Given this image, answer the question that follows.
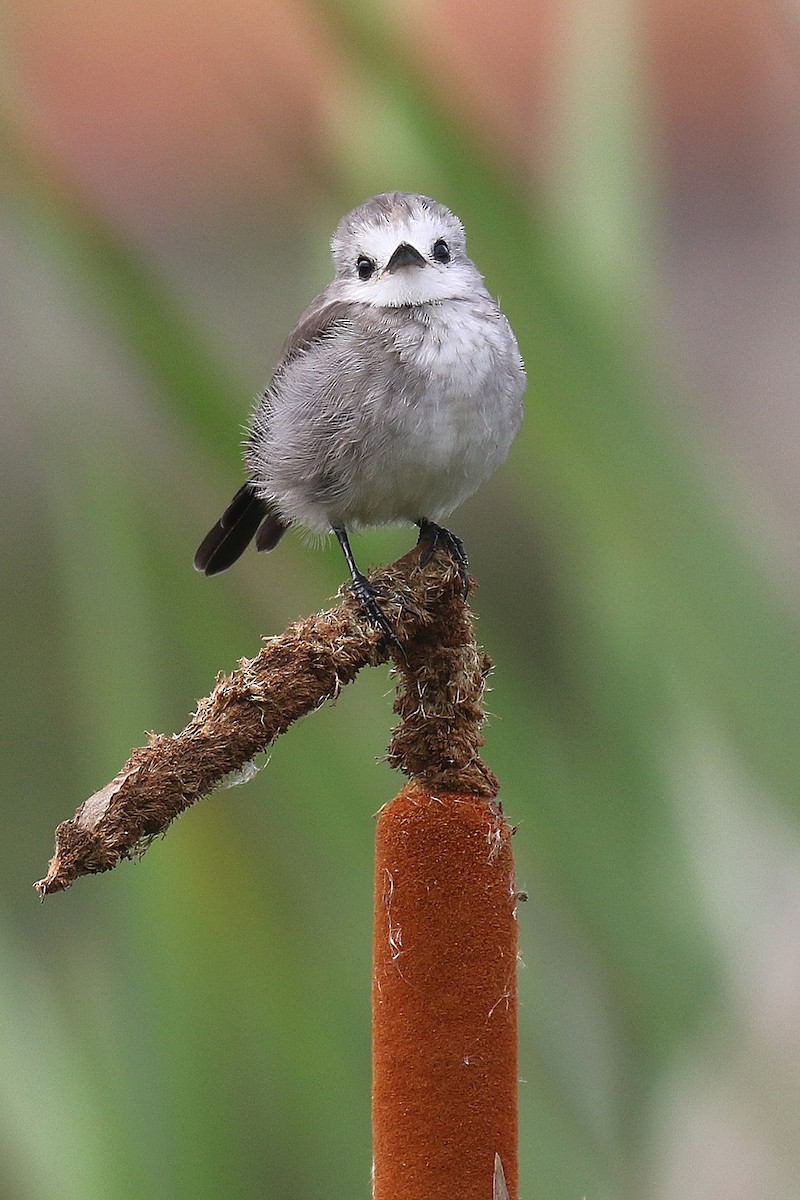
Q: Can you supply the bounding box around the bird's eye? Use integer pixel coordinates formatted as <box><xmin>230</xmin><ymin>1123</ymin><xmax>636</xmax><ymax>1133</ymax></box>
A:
<box><xmin>432</xmin><ymin>239</ymin><xmax>450</xmax><ymax>264</ymax></box>
<box><xmin>357</xmin><ymin>256</ymin><xmax>376</xmax><ymax>280</ymax></box>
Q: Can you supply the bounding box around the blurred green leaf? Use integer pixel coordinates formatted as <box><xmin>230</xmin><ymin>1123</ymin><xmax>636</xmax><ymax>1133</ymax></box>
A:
<box><xmin>2</xmin><ymin>4</ymin><xmax>800</xmax><ymax>1198</ymax></box>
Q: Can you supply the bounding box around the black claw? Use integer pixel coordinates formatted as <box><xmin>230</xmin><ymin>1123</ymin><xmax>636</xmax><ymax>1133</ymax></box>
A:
<box><xmin>349</xmin><ymin>572</ymin><xmax>403</xmax><ymax>652</ymax></box>
<box><xmin>416</xmin><ymin>520</ymin><xmax>470</xmax><ymax>597</ymax></box>
<box><xmin>333</xmin><ymin>525</ymin><xmax>405</xmax><ymax>656</ymax></box>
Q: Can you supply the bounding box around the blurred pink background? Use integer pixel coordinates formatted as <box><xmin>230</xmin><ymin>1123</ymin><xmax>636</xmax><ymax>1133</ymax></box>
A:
<box><xmin>11</xmin><ymin>0</ymin><xmax>800</xmax><ymax>556</ymax></box>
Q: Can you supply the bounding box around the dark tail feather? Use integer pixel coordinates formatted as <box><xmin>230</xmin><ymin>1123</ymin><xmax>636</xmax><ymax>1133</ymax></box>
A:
<box><xmin>194</xmin><ymin>483</ymin><xmax>273</xmax><ymax>576</ymax></box>
<box><xmin>255</xmin><ymin>512</ymin><xmax>288</xmax><ymax>553</ymax></box>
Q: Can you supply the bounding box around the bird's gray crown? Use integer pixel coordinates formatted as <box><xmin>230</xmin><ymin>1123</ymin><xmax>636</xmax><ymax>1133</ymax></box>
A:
<box><xmin>332</xmin><ymin>192</ymin><xmax>464</xmax><ymax>254</ymax></box>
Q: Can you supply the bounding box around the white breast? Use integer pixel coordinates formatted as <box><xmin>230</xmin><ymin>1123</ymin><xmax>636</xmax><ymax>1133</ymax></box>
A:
<box><xmin>341</xmin><ymin>301</ymin><xmax>524</xmax><ymax>528</ymax></box>
<box><xmin>249</xmin><ymin>293</ymin><xmax>525</xmax><ymax>535</ymax></box>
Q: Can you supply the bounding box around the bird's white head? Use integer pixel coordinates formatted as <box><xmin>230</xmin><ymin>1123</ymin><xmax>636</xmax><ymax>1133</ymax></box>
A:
<box><xmin>330</xmin><ymin>192</ymin><xmax>483</xmax><ymax>307</ymax></box>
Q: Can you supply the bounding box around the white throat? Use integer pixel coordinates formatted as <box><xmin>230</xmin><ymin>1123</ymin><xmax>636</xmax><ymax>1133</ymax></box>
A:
<box><xmin>335</xmin><ymin>261</ymin><xmax>481</xmax><ymax>308</ymax></box>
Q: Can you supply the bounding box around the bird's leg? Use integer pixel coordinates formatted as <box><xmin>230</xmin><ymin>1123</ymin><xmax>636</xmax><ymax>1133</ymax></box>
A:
<box><xmin>333</xmin><ymin>526</ymin><xmax>403</xmax><ymax>651</ymax></box>
<box><xmin>415</xmin><ymin>519</ymin><xmax>470</xmax><ymax>597</ymax></box>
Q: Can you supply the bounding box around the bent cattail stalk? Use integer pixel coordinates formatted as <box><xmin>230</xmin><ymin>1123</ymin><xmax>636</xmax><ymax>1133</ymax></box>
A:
<box><xmin>34</xmin><ymin>543</ymin><xmax>521</xmax><ymax>1196</ymax></box>
<box><xmin>35</xmin><ymin>548</ymin><xmax>456</xmax><ymax>896</ymax></box>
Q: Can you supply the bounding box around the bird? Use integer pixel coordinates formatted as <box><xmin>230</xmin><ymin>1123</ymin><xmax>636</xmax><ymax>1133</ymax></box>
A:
<box><xmin>194</xmin><ymin>191</ymin><xmax>526</xmax><ymax>642</ymax></box>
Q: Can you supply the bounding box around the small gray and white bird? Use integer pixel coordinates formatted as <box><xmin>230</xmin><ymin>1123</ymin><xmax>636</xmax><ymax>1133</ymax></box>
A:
<box><xmin>195</xmin><ymin>192</ymin><xmax>525</xmax><ymax>639</ymax></box>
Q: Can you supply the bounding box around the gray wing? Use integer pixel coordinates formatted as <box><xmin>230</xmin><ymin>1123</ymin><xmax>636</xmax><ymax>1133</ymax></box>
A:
<box><xmin>273</xmin><ymin>295</ymin><xmax>358</xmax><ymax>369</ymax></box>
<box><xmin>251</xmin><ymin>295</ymin><xmax>359</xmax><ymax>427</ymax></box>
<box><xmin>244</xmin><ymin>292</ymin><xmax>365</xmax><ymax>461</ymax></box>
<box><xmin>245</xmin><ymin>295</ymin><xmax>390</xmax><ymax>514</ymax></box>
<box><xmin>196</xmin><ymin>297</ymin><xmax>359</xmax><ymax>575</ymax></box>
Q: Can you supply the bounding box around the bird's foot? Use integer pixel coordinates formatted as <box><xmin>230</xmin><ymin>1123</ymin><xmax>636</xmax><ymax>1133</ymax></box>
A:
<box><xmin>416</xmin><ymin>520</ymin><xmax>470</xmax><ymax>597</ymax></box>
<box><xmin>350</xmin><ymin>571</ymin><xmax>405</xmax><ymax>656</ymax></box>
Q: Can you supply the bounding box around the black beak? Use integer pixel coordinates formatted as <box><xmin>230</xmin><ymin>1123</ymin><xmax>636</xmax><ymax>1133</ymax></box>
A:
<box><xmin>386</xmin><ymin>242</ymin><xmax>427</xmax><ymax>272</ymax></box>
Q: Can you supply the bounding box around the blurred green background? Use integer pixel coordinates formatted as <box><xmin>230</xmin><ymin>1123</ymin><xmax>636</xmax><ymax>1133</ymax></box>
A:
<box><xmin>3</xmin><ymin>1</ymin><xmax>800</xmax><ymax>1196</ymax></box>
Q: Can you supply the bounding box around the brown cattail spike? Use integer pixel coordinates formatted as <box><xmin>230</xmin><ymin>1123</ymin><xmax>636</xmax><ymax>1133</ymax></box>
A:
<box><xmin>372</xmin><ymin>784</ymin><xmax>519</xmax><ymax>1200</ymax></box>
